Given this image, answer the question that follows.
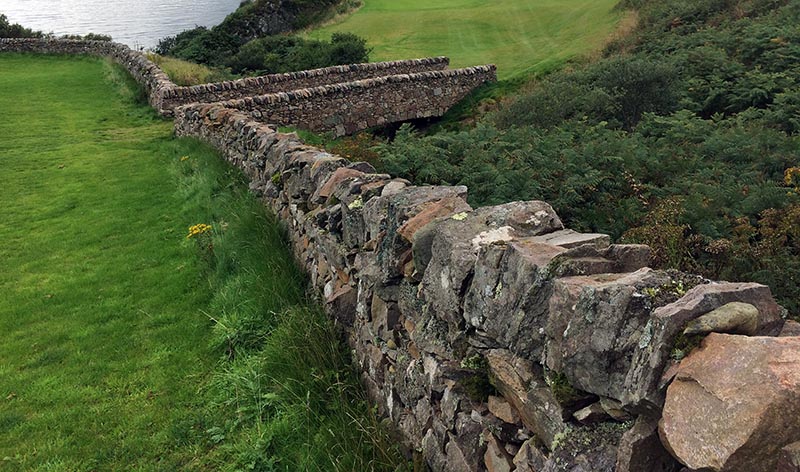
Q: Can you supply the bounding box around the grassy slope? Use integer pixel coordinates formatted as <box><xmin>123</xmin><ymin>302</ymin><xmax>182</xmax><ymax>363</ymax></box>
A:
<box><xmin>307</xmin><ymin>0</ymin><xmax>621</xmax><ymax>79</ymax></box>
<box><xmin>0</xmin><ymin>53</ymin><xmax>406</xmax><ymax>471</ymax></box>
<box><xmin>0</xmin><ymin>54</ymin><xmax>218</xmax><ymax>470</ymax></box>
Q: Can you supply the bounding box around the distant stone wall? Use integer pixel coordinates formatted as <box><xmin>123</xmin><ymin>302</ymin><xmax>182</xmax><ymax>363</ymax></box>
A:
<box><xmin>174</xmin><ymin>104</ymin><xmax>798</xmax><ymax>472</ymax></box>
<box><xmin>160</xmin><ymin>57</ymin><xmax>450</xmax><ymax>111</ymax></box>
<box><xmin>179</xmin><ymin>66</ymin><xmax>497</xmax><ymax>136</ymax></box>
<box><xmin>0</xmin><ymin>38</ymin><xmax>175</xmax><ymax>112</ymax></box>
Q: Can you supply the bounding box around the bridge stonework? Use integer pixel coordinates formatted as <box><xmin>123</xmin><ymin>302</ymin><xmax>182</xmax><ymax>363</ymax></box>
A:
<box><xmin>4</xmin><ymin>38</ymin><xmax>799</xmax><ymax>472</ymax></box>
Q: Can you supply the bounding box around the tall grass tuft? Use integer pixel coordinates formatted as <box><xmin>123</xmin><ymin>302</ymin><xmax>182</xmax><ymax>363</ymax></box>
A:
<box><xmin>146</xmin><ymin>53</ymin><xmax>235</xmax><ymax>86</ymax></box>
<box><xmin>175</xmin><ymin>142</ymin><xmax>408</xmax><ymax>471</ymax></box>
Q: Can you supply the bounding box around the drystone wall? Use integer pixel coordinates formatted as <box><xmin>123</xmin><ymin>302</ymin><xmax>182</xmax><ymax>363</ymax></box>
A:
<box><xmin>159</xmin><ymin>57</ymin><xmax>450</xmax><ymax>111</ymax></box>
<box><xmin>0</xmin><ymin>38</ymin><xmax>175</xmax><ymax>112</ymax></box>
<box><xmin>188</xmin><ymin>66</ymin><xmax>496</xmax><ymax>136</ymax></box>
<box><xmin>175</xmin><ymin>104</ymin><xmax>800</xmax><ymax>472</ymax></box>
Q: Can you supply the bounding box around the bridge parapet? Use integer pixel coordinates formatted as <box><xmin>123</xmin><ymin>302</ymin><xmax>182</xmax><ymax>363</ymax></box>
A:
<box><xmin>160</xmin><ymin>57</ymin><xmax>450</xmax><ymax>111</ymax></box>
<box><xmin>187</xmin><ymin>65</ymin><xmax>496</xmax><ymax>136</ymax></box>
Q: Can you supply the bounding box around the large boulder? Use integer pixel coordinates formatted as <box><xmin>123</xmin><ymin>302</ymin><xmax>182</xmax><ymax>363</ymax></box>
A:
<box><xmin>363</xmin><ymin>185</ymin><xmax>469</xmax><ymax>288</ymax></box>
<box><xmin>465</xmin><ymin>237</ymin><xmax>650</xmax><ymax>359</ymax></box>
<box><xmin>615</xmin><ymin>416</ymin><xmax>681</xmax><ymax>472</ymax></box>
<box><xmin>417</xmin><ymin>201</ymin><xmax>563</xmax><ymax>344</ymax></box>
<box><xmin>544</xmin><ymin>268</ymin><xmax>676</xmax><ymax>408</ymax></box>
<box><xmin>659</xmin><ymin>333</ymin><xmax>800</xmax><ymax>472</ymax></box>
<box><xmin>778</xmin><ymin>441</ymin><xmax>800</xmax><ymax>472</ymax></box>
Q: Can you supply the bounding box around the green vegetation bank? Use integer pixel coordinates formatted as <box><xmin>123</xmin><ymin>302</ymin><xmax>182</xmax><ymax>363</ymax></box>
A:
<box><xmin>307</xmin><ymin>0</ymin><xmax>623</xmax><ymax>79</ymax></box>
<box><xmin>155</xmin><ymin>0</ymin><xmax>370</xmax><ymax>76</ymax></box>
<box><xmin>374</xmin><ymin>0</ymin><xmax>800</xmax><ymax>316</ymax></box>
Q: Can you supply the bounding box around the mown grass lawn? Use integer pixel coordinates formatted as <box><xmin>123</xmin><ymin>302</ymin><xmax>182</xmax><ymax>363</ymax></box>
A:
<box><xmin>307</xmin><ymin>0</ymin><xmax>622</xmax><ymax>79</ymax></box>
<box><xmin>0</xmin><ymin>53</ymin><xmax>220</xmax><ymax>470</ymax></box>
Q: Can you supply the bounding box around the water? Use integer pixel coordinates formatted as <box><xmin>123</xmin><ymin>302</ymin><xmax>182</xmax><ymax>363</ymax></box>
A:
<box><xmin>0</xmin><ymin>0</ymin><xmax>243</xmax><ymax>50</ymax></box>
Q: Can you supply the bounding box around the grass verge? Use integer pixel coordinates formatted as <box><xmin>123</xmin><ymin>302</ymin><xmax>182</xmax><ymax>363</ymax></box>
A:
<box><xmin>177</xmin><ymin>142</ymin><xmax>408</xmax><ymax>472</ymax></box>
<box><xmin>0</xmin><ymin>53</ymin><xmax>216</xmax><ymax>470</ymax></box>
<box><xmin>145</xmin><ymin>53</ymin><xmax>235</xmax><ymax>86</ymax></box>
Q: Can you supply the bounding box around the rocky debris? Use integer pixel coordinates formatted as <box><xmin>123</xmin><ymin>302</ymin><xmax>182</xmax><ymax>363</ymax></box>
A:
<box><xmin>488</xmin><ymin>395</ymin><xmax>520</xmax><ymax>425</ymax></box>
<box><xmin>446</xmin><ymin>413</ymin><xmax>486</xmax><ymax>471</ymax></box>
<box><xmin>615</xmin><ymin>416</ymin><xmax>680</xmax><ymax>472</ymax></box>
<box><xmin>778</xmin><ymin>442</ymin><xmax>800</xmax><ymax>472</ymax></box>
<box><xmin>682</xmin><ymin>302</ymin><xmax>759</xmax><ymax>336</ymax></box>
<box><xmin>598</xmin><ymin>397</ymin><xmax>632</xmax><ymax>422</ymax></box>
<box><xmin>514</xmin><ymin>438</ymin><xmax>548</xmax><ymax>472</ymax></box>
<box><xmin>486</xmin><ymin>349</ymin><xmax>567</xmax><ymax>449</ymax></box>
<box><xmin>573</xmin><ymin>402</ymin><xmax>610</xmax><ymax>424</ymax></box>
<box><xmin>540</xmin><ymin>423</ymin><xmax>625</xmax><ymax>472</ymax></box>
<box><xmin>484</xmin><ymin>431</ymin><xmax>514</xmax><ymax>472</ymax></box>
<box><xmin>660</xmin><ymin>333</ymin><xmax>800</xmax><ymax>472</ymax></box>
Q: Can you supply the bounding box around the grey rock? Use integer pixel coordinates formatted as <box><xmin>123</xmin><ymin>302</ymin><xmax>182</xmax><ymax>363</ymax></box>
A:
<box><xmin>488</xmin><ymin>395</ymin><xmax>520</xmax><ymax>425</ymax></box>
<box><xmin>486</xmin><ymin>349</ymin><xmax>567</xmax><ymax>449</ymax></box>
<box><xmin>777</xmin><ymin>441</ymin><xmax>800</xmax><ymax>472</ymax></box>
<box><xmin>484</xmin><ymin>430</ymin><xmax>514</xmax><ymax>472</ymax></box>
<box><xmin>420</xmin><ymin>202</ymin><xmax>563</xmax><ymax>345</ymax></box>
<box><xmin>627</xmin><ymin>282</ymin><xmax>784</xmax><ymax>413</ymax></box>
<box><xmin>513</xmin><ymin>438</ymin><xmax>548</xmax><ymax>472</ymax></box>
<box><xmin>780</xmin><ymin>320</ymin><xmax>800</xmax><ymax>337</ymax></box>
<box><xmin>544</xmin><ymin>268</ymin><xmax>674</xmax><ymax>410</ymax></box>
<box><xmin>615</xmin><ymin>416</ymin><xmax>680</xmax><ymax>472</ymax></box>
<box><xmin>573</xmin><ymin>402</ymin><xmax>610</xmax><ymax>425</ymax></box>
<box><xmin>529</xmin><ymin>229</ymin><xmax>610</xmax><ymax>249</ymax></box>
<box><xmin>541</xmin><ymin>424</ymin><xmax>622</xmax><ymax>472</ymax></box>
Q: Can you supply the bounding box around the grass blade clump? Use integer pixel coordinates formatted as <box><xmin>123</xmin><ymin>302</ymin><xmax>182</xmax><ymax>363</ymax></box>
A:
<box><xmin>176</xmin><ymin>143</ymin><xmax>408</xmax><ymax>471</ymax></box>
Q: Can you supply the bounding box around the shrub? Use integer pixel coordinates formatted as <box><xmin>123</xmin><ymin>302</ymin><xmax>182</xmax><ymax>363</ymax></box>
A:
<box><xmin>0</xmin><ymin>14</ymin><xmax>43</xmax><ymax>38</ymax></box>
<box><xmin>226</xmin><ymin>33</ymin><xmax>370</xmax><ymax>75</ymax></box>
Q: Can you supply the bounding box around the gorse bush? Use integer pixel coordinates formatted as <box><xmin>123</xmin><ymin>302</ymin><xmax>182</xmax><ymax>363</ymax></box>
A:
<box><xmin>227</xmin><ymin>32</ymin><xmax>369</xmax><ymax>75</ymax></box>
<box><xmin>374</xmin><ymin>0</ymin><xmax>800</xmax><ymax>316</ymax></box>
<box><xmin>495</xmin><ymin>55</ymin><xmax>679</xmax><ymax>130</ymax></box>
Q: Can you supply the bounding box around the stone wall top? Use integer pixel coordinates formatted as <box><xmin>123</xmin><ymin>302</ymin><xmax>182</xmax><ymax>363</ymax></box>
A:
<box><xmin>166</xmin><ymin>56</ymin><xmax>450</xmax><ymax>98</ymax></box>
<box><xmin>158</xmin><ymin>57</ymin><xmax>452</xmax><ymax>112</ymax></box>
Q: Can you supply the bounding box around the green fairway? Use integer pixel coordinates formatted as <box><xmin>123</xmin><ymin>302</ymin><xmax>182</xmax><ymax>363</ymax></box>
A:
<box><xmin>0</xmin><ymin>54</ymin><xmax>218</xmax><ymax>470</ymax></box>
<box><xmin>307</xmin><ymin>0</ymin><xmax>622</xmax><ymax>79</ymax></box>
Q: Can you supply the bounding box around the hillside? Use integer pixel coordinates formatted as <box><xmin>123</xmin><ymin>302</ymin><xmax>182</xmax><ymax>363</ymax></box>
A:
<box><xmin>373</xmin><ymin>0</ymin><xmax>800</xmax><ymax>316</ymax></box>
<box><xmin>306</xmin><ymin>0</ymin><xmax>623</xmax><ymax>79</ymax></box>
